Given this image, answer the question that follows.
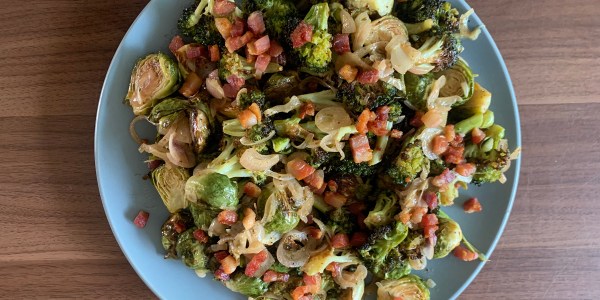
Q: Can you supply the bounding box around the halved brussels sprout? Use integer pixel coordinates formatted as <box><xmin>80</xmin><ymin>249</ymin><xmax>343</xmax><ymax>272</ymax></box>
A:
<box><xmin>190</xmin><ymin>101</ymin><xmax>212</xmax><ymax>154</ymax></box>
<box><xmin>185</xmin><ymin>173</ymin><xmax>238</xmax><ymax>209</ymax></box>
<box><xmin>149</xmin><ymin>97</ymin><xmax>189</xmax><ymax>134</ymax></box>
<box><xmin>151</xmin><ymin>165</ymin><xmax>190</xmax><ymax>213</ymax></box>
<box><xmin>433</xmin><ymin>211</ymin><xmax>463</xmax><ymax>259</ymax></box>
<box><xmin>376</xmin><ymin>275</ymin><xmax>430</xmax><ymax>300</ymax></box>
<box><xmin>126</xmin><ymin>53</ymin><xmax>180</xmax><ymax>116</ymax></box>
<box><xmin>436</xmin><ymin>57</ymin><xmax>475</xmax><ymax>106</ymax></box>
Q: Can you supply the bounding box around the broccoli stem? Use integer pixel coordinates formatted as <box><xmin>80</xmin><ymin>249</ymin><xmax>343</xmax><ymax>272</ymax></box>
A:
<box><xmin>480</xmin><ymin>110</ymin><xmax>495</xmax><ymax>129</ymax></box>
<box><xmin>461</xmin><ymin>235</ymin><xmax>487</xmax><ymax>262</ymax></box>
<box><xmin>313</xmin><ymin>195</ymin><xmax>332</xmax><ymax>213</ymax></box>
<box><xmin>454</xmin><ymin>113</ymin><xmax>483</xmax><ymax>135</ymax></box>
<box><xmin>369</xmin><ymin>122</ymin><xmax>394</xmax><ymax>166</ymax></box>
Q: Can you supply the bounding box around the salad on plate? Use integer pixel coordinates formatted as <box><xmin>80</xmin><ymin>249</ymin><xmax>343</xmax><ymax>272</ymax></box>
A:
<box><xmin>125</xmin><ymin>0</ymin><xmax>519</xmax><ymax>299</ymax></box>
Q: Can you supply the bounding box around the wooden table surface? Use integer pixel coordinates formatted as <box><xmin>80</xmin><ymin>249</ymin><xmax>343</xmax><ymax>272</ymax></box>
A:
<box><xmin>1</xmin><ymin>0</ymin><xmax>599</xmax><ymax>299</ymax></box>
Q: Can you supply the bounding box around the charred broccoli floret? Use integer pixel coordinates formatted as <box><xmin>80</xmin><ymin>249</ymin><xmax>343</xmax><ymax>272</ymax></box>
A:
<box><xmin>358</xmin><ymin>221</ymin><xmax>409</xmax><ymax>269</ymax></box>
<box><xmin>395</xmin><ymin>0</ymin><xmax>443</xmax><ymax>23</ymax></box>
<box><xmin>464</xmin><ymin>124</ymin><xmax>511</xmax><ymax>184</ymax></box>
<box><xmin>327</xmin><ymin>207</ymin><xmax>355</xmax><ymax>234</ymax></box>
<box><xmin>336</xmin><ymin>81</ymin><xmax>401</xmax><ymax>114</ymax></box>
<box><xmin>178</xmin><ymin>1</ymin><xmax>224</xmax><ymax>46</ymax></box>
<box><xmin>370</xmin><ymin>247</ymin><xmax>412</xmax><ymax>280</ymax></box>
<box><xmin>241</xmin><ymin>0</ymin><xmax>299</xmax><ymax>45</ymax></box>
<box><xmin>293</xmin><ymin>3</ymin><xmax>333</xmax><ymax>75</ymax></box>
<box><xmin>364</xmin><ymin>191</ymin><xmax>400</xmax><ymax>229</ymax></box>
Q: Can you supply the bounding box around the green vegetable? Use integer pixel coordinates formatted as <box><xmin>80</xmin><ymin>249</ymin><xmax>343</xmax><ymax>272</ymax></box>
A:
<box><xmin>433</xmin><ymin>210</ymin><xmax>462</xmax><ymax>258</ymax></box>
<box><xmin>387</xmin><ymin>138</ymin><xmax>429</xmax><ymax>185</ymax></box>
<box><xmin>327</xmin><ymin>208</ymin><xmax>355</xmax><ymax>234</ymax></box>
<box><xmin>359</xmin><ymin>221</ymin><xmax>409</xmax><ymax>266</ymax></box>
<box><xmin>436</xmin><ymin>57</ymin><xmax>475</xmax><ymax>106</ymax></box>
<box><xmin>126</xmin><ymin>53</ymin><xmax>180</xmax><ymax>115</ymax></box>
<box><xmin>293</xmin><ymin>3</ymin><xmax>333</xmax><ymax>75</ymax></box>
<box><xmin>241</xmin><ymin>0</ymin><xmax>298</xmax><ymax>45</ymax></box>
<box><xmin>220</xmin><ymin>52</ymin><xmax>281</xmax><ymax>81</ymax></box>
<box><xmin>148</xmin><ymin>98</ymin><xmax>189</xmax><ymax>124</ymax></box>
<box><xmin>464</xmin><ymin>124</ymin><xmax>510</xmax><ymax>184</ymax></box>
<box><xmin>364</xmin><ymin>191</ymin><xmax>399</xmax><ymax>229</ymax></box>
<box><xmin>224</xmin><ymin>273</ymin><xmax>269</xmax><ymax>298</ymax></box>
<box><xmin>176</xmin><ymin>228</ymin><xmax>209</xmax><ymax>270</ymax></box>
<box><xmin>259</xmin><ymin>184</ymin><xmax>301</xmax><ymax>234</ymax></box>
<box><xmin>177</xmin><ymin>0</ymin><xmax>224</xmax><ymax>46</ymax></box>
<box><xmin>336</xmin><ymin>81</ymin><xmax>401</xmax><ymax>114</ymax></box>
<box><xmin>151</xmin><ymin>165</ymin><xmax>190</xmax><ymax>213</ymax></box>
<box><xmin>263</xmin><ymin>72</ymin><xmax>301</xmax><ymax>102</ymax></box>
<box><xmin>376</xmin><ymin>275</ymin><xmax>430</xmax><ymax>300</ymax></box>
<box><xmin>454</xmin><ymin>113</ymin><xmax>483</xmax><ymax>135</ymax></box>
<box><xmin>190</xmin><ymin>101</ymin><xmax>213</xmax><ymax>154</ymax></box>
<box><xmin>272</xmin><ymin>137</ymin><xmax>291</xmax><ymax>153</ymax></box>
<box><xmin>185</xmin><ymin>172</ymin><xmax>238</xmax><ymax>209</ymax></box>
<box><xmin>370</xmin><ymin>247</ymin><xmax>412</xmax><ymax>280</ymax></box>
<box><xmin>404</xmin><ymin>73</ymin><xmax>434</xmax><ymax>111</ymax></box>
<box><xmin>346</xmin><ymin>0</ymin><xmax>394</xmax><ymax>16</ymax></box>
<box><xmin>188</xmin><ymin>201</ymin><xmax>219</xmax><ymax>230</ymax></box>
<box><xmin>161</xmin><ymin>209</ymin><xmax>194</xmax><ymax>259</ymax></box>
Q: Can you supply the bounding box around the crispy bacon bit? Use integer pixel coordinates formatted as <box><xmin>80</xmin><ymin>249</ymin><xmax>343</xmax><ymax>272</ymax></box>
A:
<box><xmin>231</xmin><ymin>18</ymin><xmax>246</xmax><ymax>37</ymax></box>
<box><xmin>186</xmin><ymin>45</ymin><xmax>207</xmax><ymax>59</ymax></box>
<box><xmin>390</xmin><ymin>129</ymin><xmax>403</xmax><ymax>139</ymax></box>
<box><xmin>253</xmin><ymin>35</ymin><xmax>271</xmax><ymax>55</ymax></box>
<box><xmin>410</xmin><ymin>111</ymin><xmax>425</xmax><ymax>127</ymax></box>
<box><xmin>338</xmin><ymin>64</ymin><xmax>358</xmax><ymax>83</ymax></box>
<box><xmin>133</xmin><ymin>210</ymin><xmax>149</xmax><ymax>228</ymax></box>
<box><xmin>226</xmin><ymin>75</ymin><xmax>245</xmax><ymax>90</ymax></box>
<box><xmin>464</xmin><ymin>197</ymin><xmax>482</xmax><ymax>213</ymax></box>
<box><xmin>349</xmin><ymin>134</ymin><xmax>373</xmax><ymax>163</ymax></box>
<box><xmin>213</xmin><ymin>0</ymin><xmax>236</xmax><ymax>17</ymax></box>
<box><xmin>324</xmin><ymin>192</ymin><xmax>347</xmax><ymax>208</ymax></box>
<box><xmin>453</xmin><ymin>246</ymin><xmax>479</xmax><ymax>261</ymax></box>
<box><xmin>220</xmin><ymin>255</ymin><xmax>238</xmax><ymax>274</ymax></box>
<box><xmin>303</xmin><ymin>169</ymin><xmax>324</xmax><ymax>190</ymax></box>
<box><xmin>242</xmin><ymin>208</ymin><xmax>256</xmax><ymax>230</ymax></box>
<box><xmin>356</xmin><ymin>69</ymin><xmax>379</xmax><ymax>84</ymax></box>
<box><xmin>286</xmin><ymin>159</ymin><xmax>316</xmax><ymax>180</ymax></box>
<box><xmin>247</xmin><ymin>103</ymin><xmax>262</xmax><ymax>122</ymax></box>
<box><xmin>217</xmin><ymin>210</ymin><xmax>238</xmax><ymax>225</ymax></box>
<box><xmin>326</xmin><ymin>262</ymin><xmax>342</xmax><ymax>278</ymax></box>
<box><xmin>225</xmin><ymin>36</ymin><xmax>244</xmax><ymax>53</ymax></box>
<box><xmin>245</xmin><ymin>250</ymin><xmax>268</xmax><ymax>277</ymax></box>
<box><xmin>241</xmin><ymin>31</ymin><xmax>255</xmax><ymax>44</ymax></box>
<box><xmin>223</xmin><ymin>84</ymin><xmax>238</xmax><ymax>99</ymax></box>
<box><xmin>444</xmin><ymin>124</ymin><xmax>456</xmax><ymax>141</ymax></box>
<box><xmin>423</xmin><ymin>191</ymin><xmax>438</xmax><ymax>210</ymax></box>
<box><xmin>444</xmin><ymin>144</ymin><xmax>465</xmax><ymax>165</ymax></box>
<box><xmin>410</xmin><ymin>207</ymin><xmax>428</xmax><ymax>225</ymax></box>
<box><xmin>432</xmin><ymin>168</ymin><xmax>456</xmax><ymax>187</ymax></box>
<box><xmin>421</xmin><ymin>109</ymin><xmax>443</xmax><ymax>128</ymax></box>
<box><xmin>243</xmin><ymin>182</ymin><xmax>262</xmax><ymax>198</ymax></box>
<box><xmin>350</xmin><ymin>232</ymin><xmax>368</xmax><ymax>247</ymax></box>
<box><xmin>471</xmin><ymin>127</ymin><xmax>486</xmax><ymax>144</ymax></box>
<box><xmin>215</xmin><ymin>17</ymin><xmax>233</xmax><ymax>38</ymax></box>
<box><xmin>247</xmin><ymin>11</ymin><xmax>266</xmax><ymax>35</ymax></box>
<box><xmin>299</xmin><ymin>101</ymin><xmax>316</xmax><ymax>119</ymax></box>
<box><xmin>356</xmin><ymin>109</ymin><xmax>371</xmax><ymax>134</ymax></box>
<box><xmin>263</xmin><ymin>270</ymin><xmax>290</xmax><ymax>283</ymax></box>
<box><xmin>214</xmin><ymin>251</ymin><xmax>229</xmax><ymax>262</ymax></box>
<box><xmin>193</xmin><ymin>229</ymin><xmax>209</xmax><ymax>243</ymax></box>
<box><xmin>397</xmin><ymin>211</ymin><xmax>411</xmax><ymax>224</ymax></box>
<box><xmin>269</xmin><ymin>40</ymin><xmax>283</xmax><ymax>57</ymax></box>
<box><xmin>432</xmin><ymin>135</ymin><xmax>449</xmax><ymax>155</ymax></box>
<box><xmin>332</xmin><ymin>34</ymin><xmax>350</xmax><ymax>54</ymax></box>
<box><xmin>255</xmin><ymin>53</ymin><xmax>271</xmax><ymax>74</ymax></box>
<box><xmin>331</xmin><ymin>233</ymin><xmax>350</xmax><ymax>249</ymax></box>
<box><xmin>214</xmin><ymin>268</ymin><xmax>231</xmax><ymax>281</ymax></box>
<box><xmin>368</xmin><ymin>106</ymin><xmax>390</xmax><ymax>136</ymax></box>
<box><xmin>327</xmin><ymin>180</ymin><xmax>338</xmax><ymax>193</ymax></box>
<box><xmin>209</xmin><ymin>45</ymin><xmax>220</xmax><ymax>62</ymax></box>
<box><xmin>147</xmin><ymin>160</ymin><xmax>162</xmax><ymax>171</ymax></box>
<box><xmin>303</xmin><ymin>274</ymin><xmax>321</xmax><ymax>287</ymax></box>
<box><xmin>291</xmin><ymin>21</ymin><xmax>313</xmax><ymax>48</ymax></box>
<box><xmin>456</xmin><ymin>163</ymin><xmax>476</xmax><ymax>177</ymax></box>
<box><xmin>169</xmin><ymin>36</ymin><xmax>184</xmax><ymax>55</ymax></box>
<box><xmin>420</xmin><ymin>214</ymin><xmax>439</xmax><ymax>227</ymax></box>
<box><xmin>173</xmin><ymin>221</ymin><xmax>186</xmax><ymax>233</ymax></box>
<box><xmin>423</xmin><ymin>225</ymin><xmax>438</xmax><ymax>238</ymax></box>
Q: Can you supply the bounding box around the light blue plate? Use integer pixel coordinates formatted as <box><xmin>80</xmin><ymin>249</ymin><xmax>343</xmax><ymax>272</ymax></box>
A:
<box><xmin>95</xmin><ymin>1</ymin><xmax>521</xmax><ymax>299</ymax></box>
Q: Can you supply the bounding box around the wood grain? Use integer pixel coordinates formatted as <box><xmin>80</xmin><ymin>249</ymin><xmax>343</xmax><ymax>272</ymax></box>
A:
<box><xmin>0</xmin><ymin>0</ymin><xmax>598</xmax><ymax>299</ymax></box>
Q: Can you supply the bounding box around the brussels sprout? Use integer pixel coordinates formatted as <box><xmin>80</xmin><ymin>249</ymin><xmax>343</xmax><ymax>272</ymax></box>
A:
<box><xmin>263</xmin><ymin>72</ymin><xmax>300</xmax><ymax>102</ymax></box>
<box><xmin>224</xmin><ymin>273</ymin><xmax>269</xmax><ymax>298</ymax></box>
<box><xmin>259</xmin><ymin>184</ymin><xmax>300</xmax><ymax>235</ymax></box>
<box><xmin>161</xmin><ymin>209</ymin><xmax>194</xmax><ymax>258</ymax></box>
<box><xmin>185</xmin><ymin>173</ymin><xmax>239</xmax><ymax>209</ymax></box>
<box><xmin>376</xmin><ymin>275</ymin><xmax>430</xmax><ymax>300</ymax></box>
<box><xmin>151</xmin><ymin>165</ymin><xmax>190</xmax><ymax>213</ymax></box>
<box><xmin>404</xmin><ymin>73</ymin><xmax>434</xmax><ymax>111</ymax></box>
<box><xmin>436</xmin><ymin>57</ymin><xmax>474</xmax><ymax>106</ymax></box>
<box><xmin>148</xmin><ymin>97</ymin><xmax>189</xmax><ymax>134</ymax></box>
<box><xmin>176</xmin><ymin>228</ymin><xmax>209</xmax><ymax>270</ymax></box>
<box><xmin>190</xmin><ymin>101</ymin><xmax>212</xmax><ymax>154</ymax></box>
<box><xmin>188</xmin><ymin>201</ymin><xmax>219</xmax><ymax>230</ymax></box>
<box><xmin>264</xmin><ymin>208</ymin><xmax>300</xmax><ymax>234</ymax></box>
<box><xmin>451</xmin><ymin>82</ymin><xmax>491</xmax><ymax>120</ymax></box>
<box><xmin>433</xmin><ymin>211</ymin><xmax>463</xmax><ymax>259</ymax></box>
<box><xmin>126</xmin><ymin>53</ymin><xmax>180</xmax><ymax>116</ymax></box>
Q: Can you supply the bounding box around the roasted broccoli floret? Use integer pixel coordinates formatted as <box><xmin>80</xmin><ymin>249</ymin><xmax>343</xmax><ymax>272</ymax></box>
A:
<box><xmin>224</xmin><ymin>273</ymin><xmax>270</xmax><ymax>298</ymax></box>
<box><xmin>246</xmin><ymin>119</ymin><xmax>275</xmax><ymax>143</ymax></box>
<box><xmin>326</xmin><ymin>157</ymin><xmax>379</xmax><ymax>177</ymax></box>
<box><xmin>327</xmin><ymin>208</ymin><xmax>355</xmax><ymax>234</ymax></box>
<box><xmin>387</xmin><ymin>138</ymin><xmax>429</xmax><ymax>185</ymax></box>
<box><xmin>238</xmin><ymin>89</ymin><xmax>267</xmax><ymax>110</ymax></box>
<box><xmin>395</xmin><ymin>0</ymin><xmax>443</xmax><ymax>23</ymax></box>
<box><xmin>358</xmin><ymin>221</ymin><xmax>409</xmax><ymax>267</ymax></box>
<box><xmin>416</xmin><ymin>33</ymin><xmax>463</xmax><ymax>72</ymax></box>
<box><xmin>364</xmin><ymin>191</ymin><xmax>399</xmax><ymax>229</ymax></box>
<box><xmin>292</xmin><ymin>3</ymin><xmax>333</xmax><ymax>75</ymax></box>
<box><xmin>219</xmin><ymin>52</ymin><xmax>255</xmax><ymax>81</ymax></box>
<box><xmin>370</xmin><ymin>247</ymin><xmax>412</xmax><ymax>280</ymax></box>
<box><xmin>464</xmin><ymin>125</ymin><xmax>511</xmax><ymax>184</ymax></box>
<box><xmin>306</xmin><ymin>147</ymin><xmax>337</xmax><ymax>168</ymax></box>
<box><xmin>388</xmin><ymin>104</ymin><xmax>404</xmax><ymax>124</ymax></box>
<box><xmin>178</xmin><ymin>1</ymin><xmax>224</xmax><ymax>46</ymax></box>
<box><xmin>336</xmin><ymin>81</ymin><xmax>401</xmax><ymax>114</ymax></box>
